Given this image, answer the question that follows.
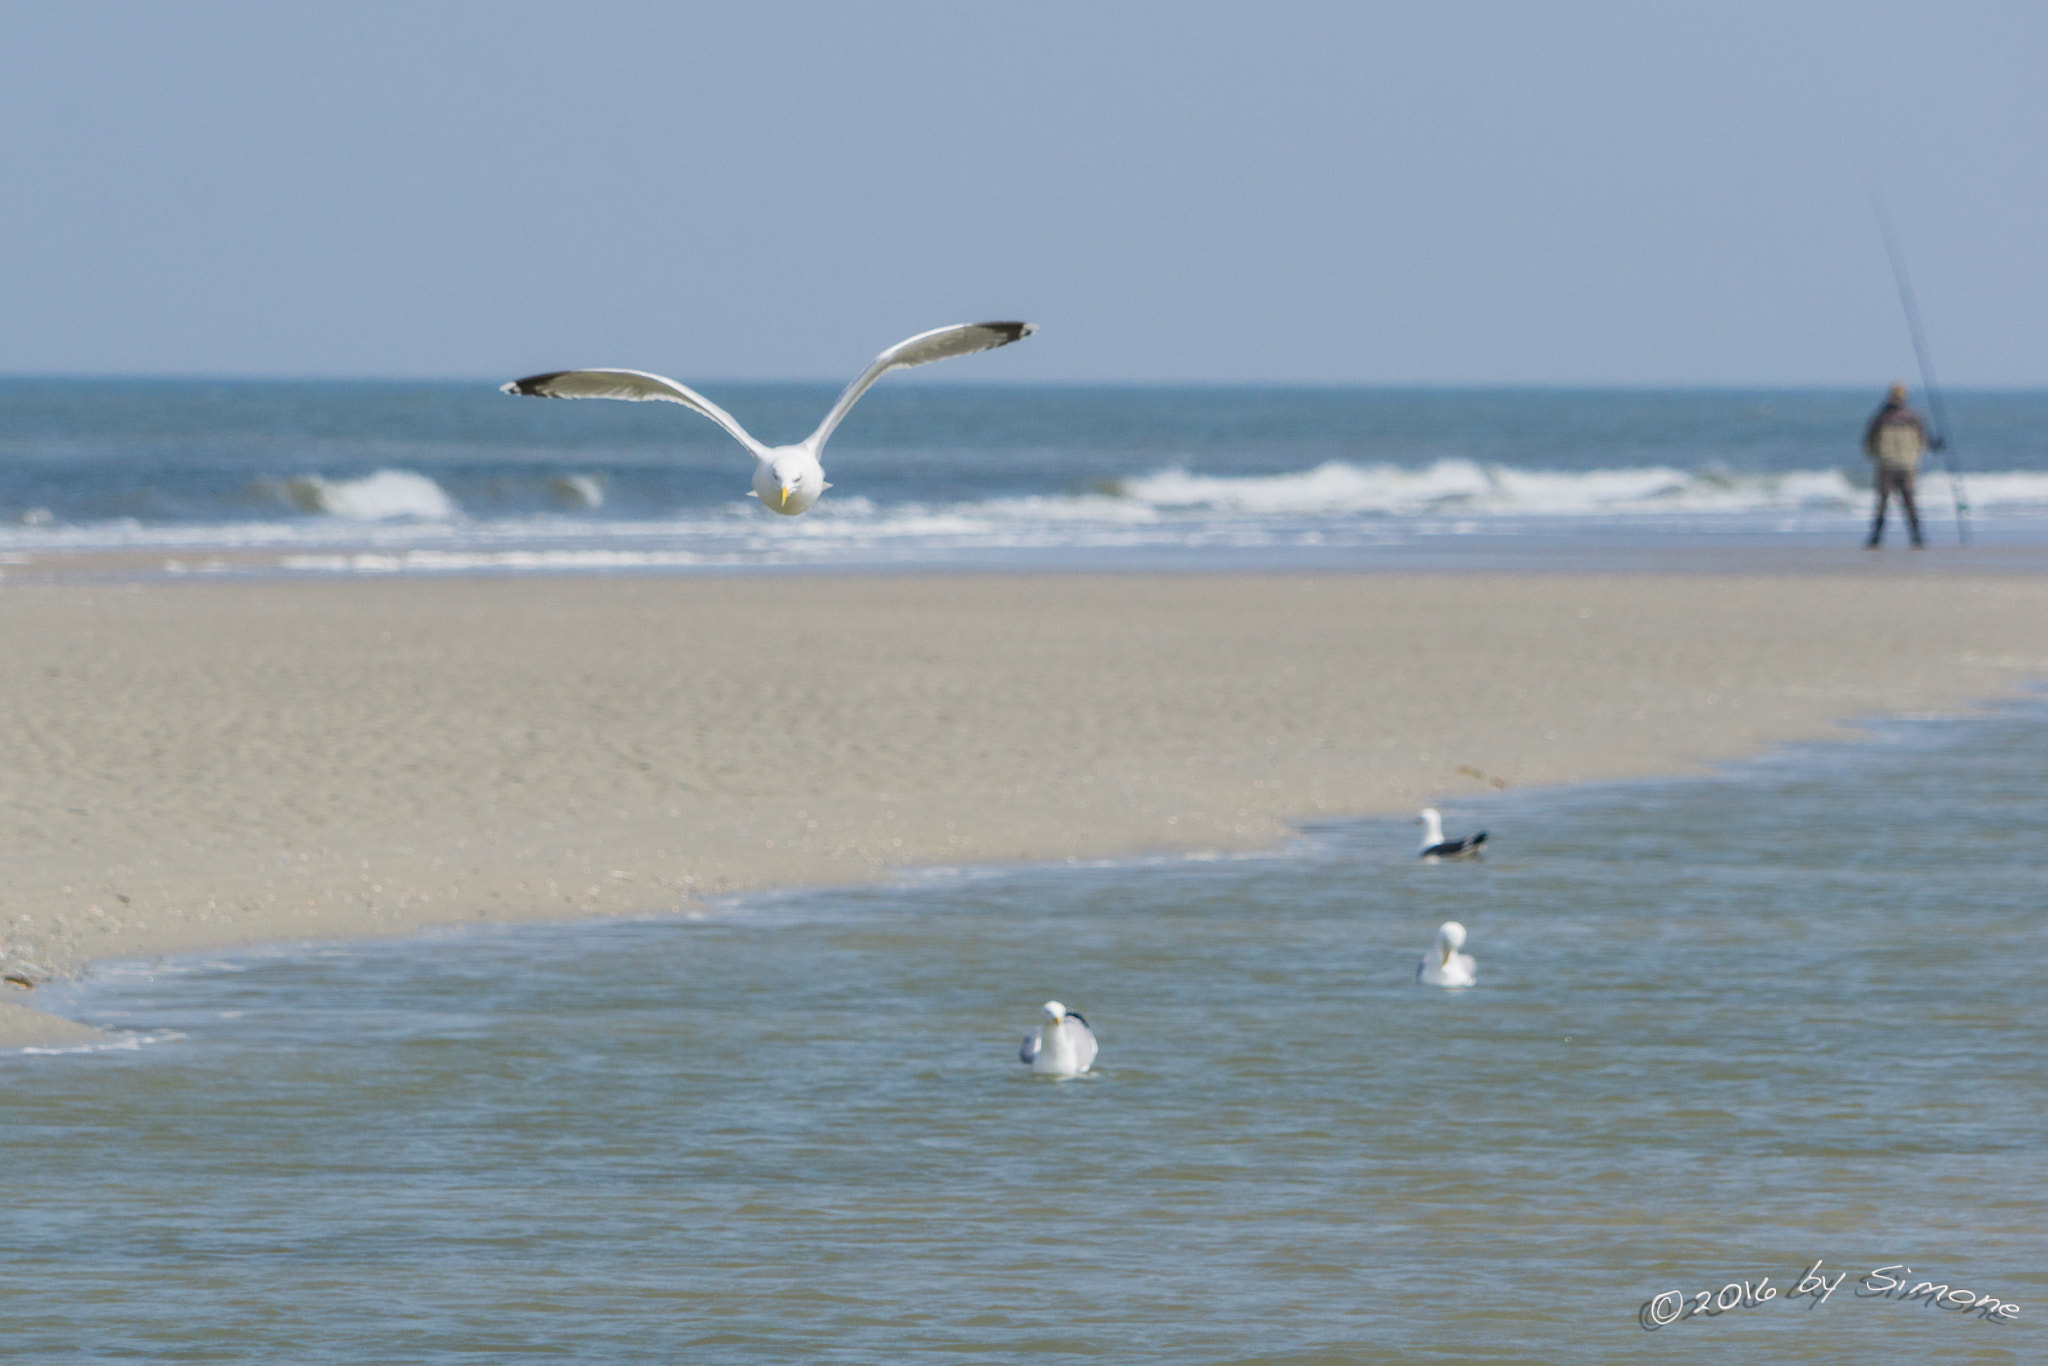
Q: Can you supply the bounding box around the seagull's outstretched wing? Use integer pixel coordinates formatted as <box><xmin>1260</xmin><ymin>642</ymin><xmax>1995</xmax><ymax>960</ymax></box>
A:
<box><xmin>806</xmin><ymin>322</ymin><xmax>1036</xmax><ymax>451</ymax></box>
<box><xmin>501</xmin><ymin>369</ymin><xmax>767</xmax><ymax>459</ymax></box>
<box><xmin>1019</xmin><ymin>1029</ymin><xmax>1042</xmax><ymax>1065</ymax></box>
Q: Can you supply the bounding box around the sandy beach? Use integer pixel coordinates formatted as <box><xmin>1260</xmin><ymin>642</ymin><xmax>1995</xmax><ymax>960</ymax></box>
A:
<box><xmin>6</xmin><ymin>566</ymin><xmax>2048</xmax><ymax>1045</ymax></box>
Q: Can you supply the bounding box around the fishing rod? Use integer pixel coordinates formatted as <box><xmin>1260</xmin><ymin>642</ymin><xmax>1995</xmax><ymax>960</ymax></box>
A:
<box><xmin>1873</xmin><ymin>196</ymin><xmax>1969</xmax><ymax>545</ymax></box>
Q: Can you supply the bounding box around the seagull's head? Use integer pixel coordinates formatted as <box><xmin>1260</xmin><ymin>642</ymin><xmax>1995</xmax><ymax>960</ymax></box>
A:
<box><xmin>754</xmin><ymin>450</ymin><xmax>828</xmax><ymax>517</ymax></box>
<box><xmin>1438</xmin><ymin>921</ymin><xmax>1467</xmax><ymax>951</ymax></box>
<box><xmin>1041</xmin><ymin>1000</ymin><xmax>1068</xmax><ymax>1023</ymax></box>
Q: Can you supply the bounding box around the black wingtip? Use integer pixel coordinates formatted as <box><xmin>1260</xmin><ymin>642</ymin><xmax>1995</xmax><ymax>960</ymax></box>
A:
<box><xmin>501</xmin><ymin>372</ymin><xmax>569</xmax><ymax>397</ymax></box>
<box><xmin>1472</xmin><ymin>832</ymin><xmax>1488</xmax><ymax>846</ymax></box>
<box><xmin>977</xmin><ymin>321</ymin><xmax>1037</xmax><ymax>345</ymax></box>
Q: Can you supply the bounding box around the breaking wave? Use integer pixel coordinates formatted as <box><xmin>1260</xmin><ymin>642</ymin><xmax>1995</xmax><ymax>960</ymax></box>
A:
<box><xmin>283</xmin><ymin>469</ymin><xmax>456</xmax><ymax>521</ymax></box>
<box><xmin>7</xmin><ymin>459</ymin><xmax>2048</xmax><ymax>576</ymax></box>
<box><xmin>1119</xmin><ymin>460</ymin><xmax>1848</xmax><ymax>517</ymax></box>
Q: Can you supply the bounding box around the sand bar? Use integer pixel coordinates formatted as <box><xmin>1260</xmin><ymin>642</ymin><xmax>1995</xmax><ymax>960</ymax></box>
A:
<box><xmin>6</xmin><ymin>568</ymin><xmax>2048</xmax><ymax>1043</ymax></box>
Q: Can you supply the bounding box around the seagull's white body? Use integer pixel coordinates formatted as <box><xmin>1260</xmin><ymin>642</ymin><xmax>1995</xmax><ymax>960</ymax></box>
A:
<box><xmin>501</xmin><ymin>322</ymin><xmax>1037</xmax><ymax>515</ymax></box>
<box><xmin>1417</xmin><ymin>920</ymin><xmax>1478</xmax><ymax>987</ymax></box>
<box><xmin>1019</xmin><ymin>1000</ymin><xmax>1097</xmax><ymax>1077</ymax></box>
<box><xmin>1417</xmin><ymin>807</ymin><xmax>1487</xmax><ymax>861</ymax></box>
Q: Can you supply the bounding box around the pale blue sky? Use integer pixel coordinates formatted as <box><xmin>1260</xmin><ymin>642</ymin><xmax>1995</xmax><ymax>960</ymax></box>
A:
<box><xmin>2</xmin><ymin>1</ymin><xmax>2041</xmax><ymax>384</ymax></box>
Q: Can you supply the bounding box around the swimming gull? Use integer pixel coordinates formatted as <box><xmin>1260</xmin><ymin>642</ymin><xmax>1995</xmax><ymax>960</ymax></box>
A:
<box><xmin>1019</xmin><ymin>1000</ymin><xmax>1097</xmax><ymax>1077</ymax></box>
<box><xmin>501</xmin><ymin>321</ymin><xmax>1036</xmax><ymax>515</ymax></box>
<box><xmin>1417</xmin><ymin>807</ymin><xmax>1487</xmax><ymax>861</ymax></box>
<box><xmin>1416</xmin><ymin>920</ymin><xmax>1478</xmax><ymax>988</ymax></box>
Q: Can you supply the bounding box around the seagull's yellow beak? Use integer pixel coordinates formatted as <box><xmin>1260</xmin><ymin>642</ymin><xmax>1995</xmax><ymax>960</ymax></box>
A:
<box><xmin>779</xmin><ymin>486</ymin><xmax>792</xmax><ymax>509</ymax></box>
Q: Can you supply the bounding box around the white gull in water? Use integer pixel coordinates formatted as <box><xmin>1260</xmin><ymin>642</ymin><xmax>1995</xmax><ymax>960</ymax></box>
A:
<box><xmin>1417</xmin><ymin>920</ymin><xmax>1478</xmax><ymax>988</ymax></box>
<box><xmin>1417</xmin><ymin>807</ymin><xmax>1487</xmax><ymax>860</ymax></box>
<box><xmin>1019</xmin><ymin>1000</ymin><xmax>1097</xmax><ymax>1077</ymax></box>
<box><xmin>501</xmin><ymin>321</ymin><xmax>1036</xmax><ymax>516</ymax></box>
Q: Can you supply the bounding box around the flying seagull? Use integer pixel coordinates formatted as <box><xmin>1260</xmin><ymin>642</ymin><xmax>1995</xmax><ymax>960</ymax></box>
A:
<box><xmin>501</xmin><ymin>321</ymin><xmax>1037</xmax><ymax>515</ymax></box>
<box><xmin>1019</xmin><ymin>1000</ymin><xmax>1097</xmax><ymax>1077</ymax></box>
<box><xmin>1417</xmin><ymin>808</ymin><xmax>1487</xmax><ymax>861</ymax></box>
<box><xmin>1416</xmin><ymin>920</ymin><xmax>1478</xmax><ymax>988</ymax></box>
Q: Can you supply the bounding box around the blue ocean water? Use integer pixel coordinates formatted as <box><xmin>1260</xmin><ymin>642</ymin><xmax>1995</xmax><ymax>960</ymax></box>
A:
<box><xmin>3</xmin><ymin>382</ymin><xmax>2047</xmax><ymax>572</ymax></box>
<box><xmin>9</xmin><ymin>700</ymin><xmax>2045</xmax><ymax>1361</ymax></box>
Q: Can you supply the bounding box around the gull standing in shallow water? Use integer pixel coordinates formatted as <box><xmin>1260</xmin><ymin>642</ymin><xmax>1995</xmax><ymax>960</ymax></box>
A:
<box><xmin>1019</xmin><ymin>1001</ymin><xmax>1097</xmax><ymax>1077</ymax></box>
<box><xmin>1417</xmin><ymin>807</ymin><xmax>1488</xmax><ymax>861</ymax></box>
<box><xmin>501</xmin><ymin>322</ymin><xmax>1037</xmax><ymax>515</ymax></box>
<box><xmin>1417</xmin><ymin>921</ymin><xmax>1478</xmax><ymax>987</ymax></box>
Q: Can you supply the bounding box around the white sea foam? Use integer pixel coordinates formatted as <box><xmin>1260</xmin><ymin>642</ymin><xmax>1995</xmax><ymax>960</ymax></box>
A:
<box><xmin>281</xmin><ymin>548</ymin><xmax>706</xmax><ymax>574</ymax></box>
<box><xmin>17</xmin><ymin>1029</ymin><xmax>186</xmax><ymax>1055</ymax></box>
<box><xmin>6</xmin><ymin>461</ymin><xmax>2048</xmax><ymax>572</ymax></box>
<box><xmin>1114</xmin><ymin>459</ymin><xmax>1873</xmax><ymax>517</ymax></box>
<box><xmin>285</xmin><ymin>469</ymin><xmax>457</xmax><ymax>521</ymax></box>
<box><xmin>1109</xmin><ymin>460</ymin><xmax>2048</xmax><ymax>519</ymax></box>
<box><xmin>1959</xmin><ymin>470</ymin><xmax>2048</xmax><ymax>511</ymax></box>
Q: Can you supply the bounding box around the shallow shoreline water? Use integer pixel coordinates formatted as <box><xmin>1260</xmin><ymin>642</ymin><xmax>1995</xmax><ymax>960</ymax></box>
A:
<box><xmin>11</xmin><ymin>530</ymin><xmax>2048</xmax><ymax>586</ymax></box>
<box><xmin>9</xmin><ymin>700</ymin><xmax>2044</xmax><ymax>1361</ymax></box>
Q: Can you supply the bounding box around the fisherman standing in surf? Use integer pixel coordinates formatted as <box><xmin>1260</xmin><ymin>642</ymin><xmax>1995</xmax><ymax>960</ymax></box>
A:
<box><xmin>1862</xmin><ymin>382</ymin><xmax>1932</xmax><ymax>549</ymax></box>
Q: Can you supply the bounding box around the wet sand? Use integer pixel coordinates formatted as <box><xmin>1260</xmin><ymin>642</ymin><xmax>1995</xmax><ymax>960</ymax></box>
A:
<box><xmin>6</xmin><ymin>569</ymin><xmax>2048</xmax><ymax>1044</ymax></box>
